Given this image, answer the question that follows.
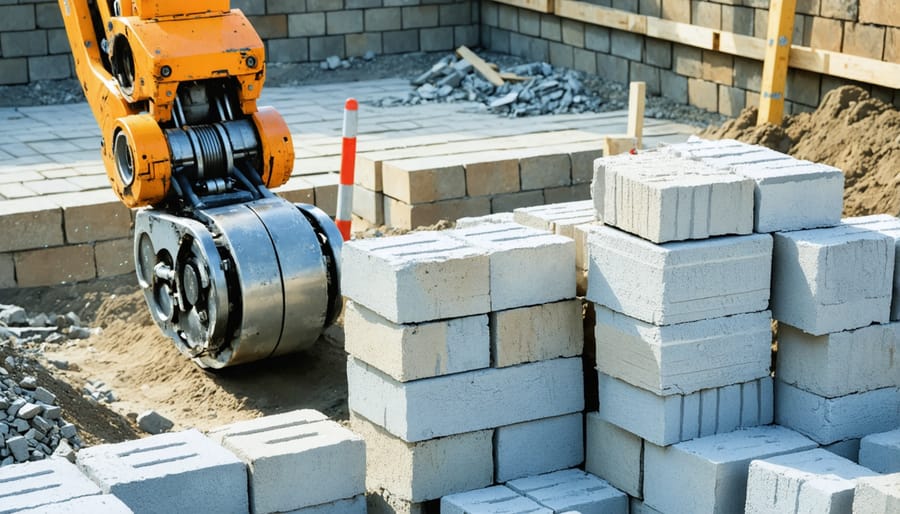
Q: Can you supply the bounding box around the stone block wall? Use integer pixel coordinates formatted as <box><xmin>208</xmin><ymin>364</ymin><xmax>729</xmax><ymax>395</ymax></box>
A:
<box><xmin>481</xmin><ymin>0</ymin><xmax>900</xmax><ymax>116</ymax></box>
<box><xmin>0</xmin><ymin>0</ymin><xmax>478</xmax><ymax>85</ymax></box>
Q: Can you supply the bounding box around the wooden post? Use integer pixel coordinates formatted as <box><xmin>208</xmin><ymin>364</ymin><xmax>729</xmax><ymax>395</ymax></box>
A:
<box><xmin>626</xmin><ymin>81</ymin><xmax>646</xmax><ymax>149</ymax></box>
<box><xmin>757</xmin><ymin>0</ymin><xmax>796</xmax><ymax>125</ymax></box>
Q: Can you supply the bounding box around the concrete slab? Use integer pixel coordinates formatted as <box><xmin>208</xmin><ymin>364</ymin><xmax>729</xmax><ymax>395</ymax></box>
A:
<box><xmin>76</xmin><ymin>429</ymin><xmax>248</xmax><ymax>514</ymax></box>
<box><xmin>595</xmin><ymin>307</ymin><xmax>772</xmax><ymax>395</ymax></box>
<box><xmin>587</xmin><ymin>225</ymin><xmax>772</xmax><ymax>325</ymax></box>
<box><xmin>495</xmin><ymin>413</ymin><xmax>584</xmax><ymax>483</ymax></box>
<box><xmin>349</xmin><ymin>412</ymin><xmax>493</xmax><ymax>502</ymax></box>
<box><xmin>341</xmin><ymin>231</ymin><xmax>490</xmax><ymax>323</ymax></box>
<box><xmin>585</xmin><ymin>411</ymin><xmax>643</xmax><ymax>498</ymax></box>
<box><xmin>491</xmin><ymin>299</ymin><xmax>583</xmax><ymax>368</ymax></box>
<box><xmin>344</xmin><ymin>300</ymin><xmax>489</xmax><ymax>382</ymax></box>
<box><xmin>860</xmin><ymin>429</ymin><xmax>900</xmax><ymax>474</ymax></box>
<box><xmin>0</xmin><ymin>459</ymin><xmax>101</xmax><ymax>514</ymax></box>
<box><xmin>745</xmin><ymin>448</ymin><xmax>879</xmax><ymax>514</ymax></box>
<box><xmin>506</xmin><ymin>468</ymin><xmax>628</xmax><ymax>513</ymax></box>
<box><xmin>643</xmin><ymin>425</ymin><xmax>818</xmax><ymax>514</ymax></box>
<box><xmin>208</xmin><ymin>410</ymin><xmax>365</xmax><ymax>513</ymax></box>
<box><xmin>772</xmin><ymin>221</ymin><xmax>894</xmax><ymax>335</ymax></box>
<box><xmin>853</xmin><ymin>473</ymin><xmax>900</xmax><ymax>514</ymax></box>
<box><xmin>347</xmin><ymin>356</ymin><xmax>584</xmax><ymax>442</ymax></box>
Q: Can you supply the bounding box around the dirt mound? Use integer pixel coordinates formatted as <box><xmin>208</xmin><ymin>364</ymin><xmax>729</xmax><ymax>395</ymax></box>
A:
<box><xmin>702</xmin><ymin>86</ymin><xmax>900</xmax><ymax>217</ymax></box>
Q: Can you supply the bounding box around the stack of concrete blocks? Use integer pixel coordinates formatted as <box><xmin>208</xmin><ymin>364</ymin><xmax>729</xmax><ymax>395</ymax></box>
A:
<box><xmin>341</xmin><ymin>225</ymin><xmax>588</xmax><ymax>513</ymax></box>
<box><xmin>582</xmin><ymin>137</ymin><xmax>853</xmax><ymax>512</ymax></box>
<box><xmin>0</xmin><ymin>458</ymin><xmax>132</xmax><ymax>513</ymax></box>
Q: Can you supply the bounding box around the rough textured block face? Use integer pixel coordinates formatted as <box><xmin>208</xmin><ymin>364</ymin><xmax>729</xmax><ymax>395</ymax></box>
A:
<box><xmin>777</xmin><ymin>323</ymin><xmax>900</xmax><ymax>398</ymax></box>
<box><xmin>573</xmin><ymin>221</ymin><xmax>603</xmax><ymax>271</ymax></box>
<box><xmin>598</xmin><ymin>374</ymin><xmax>773</xmax><ymax>446</ymax></box>
<box><xmin>591</xmin><ymin>150</ymin><xmax>754</xmax><ymax>243</ymax></box>
<box><xmin>350</xmin><ymin>412</ymin><xmax>492</xmax><ymax>502</ymax></box>
<box><xmin>292</xmin><ymin>494</ymin><xmax>366</xmax><ymax>514</ymax></box>
<box><xmin>843</xmin><ymin>214</ymin><xmax>900</xmax><ymax>320</ymax></box>
<box><xmin>775</xmin><ymin>381</ymin><xmax>900</xmax><ymax>445</ymax></box>
<box><xmin>208</xmin><ymin>410</ymin><xmax>365</xmax><ymax>513</ymax></box>
<box><xmin>513</xmin><ymin>200</ymin><xmax>597</xmax><ymax>238</ymax></box>
<box><xmin>745</xmin><ymin>449</ymin><xmax>879</xmax><ymax>514</ymax></box>
<box><xmin>595</xmin><ymin>307</ymin><xmax>772</xmax><ymax>395</ymax></box>
<box><xmin>455</xmin><ymin>212</ymin><xmax>515</xmax><ymax>229</ymax></box>
<box><xmin>772</xmin><ymin>222</ymin><xmax>895</xmax><ymax>335</ymax></box>
<box><xmin>585</xmin><ymin>412</ymin><xmax>643</xmax><ymax>498</ymax></box>
<box><xmin>341</xmin><ymin>231</ymin><xmax>490</xmax><ymax>323</ymax></box>
<box><xmin>587</xmin><ymin>226</ymin><xmax>773</xmax><ymax>325</ymax></box>
<box><xmin>441</xmin><ymin>485</ymin><xmax>552</xmax><ymax>514</ymax></box>
<box><xmin>76</xmin><ymin>429</ymin><xmax>248</xmax><ymax>514</ymax></box>
<box><xmin>0</xmin><ymin>459</ymin><xmax>101</xmax><ymax>514</ymax></box>
<box><xmin>344</xmin><ymin>301</ymin><xmax>489</xmax><ymax>382</ymax></box>
<box><xmin>491</xmin><ymin>300</ymin><xmax>583</xmax><ymax>368</ymax></box>
<box><xmin>13</xmin><ymin>494</ymin><xmax>133</xmax><ymax>514</ymax></box>
<box><xmin>643</xmin><ymin>426</ymin><xmax>818</xmax><ymax>514</ymax></box>
<box><xmin>853</xmin><ymin>474</ymin><xmax>900</xmax><ymax>514</ymax></box>
<box><xmin>859</xmin><ymin>429</ymin><xmax>900</xmax><ymax>474</ymax></box>
<box><xmin>449</xmin><ymin>223</ymin><xmax>576</xmax><ymax>311</ymax></box>
<box><xmin>347</xmin><ymin>357</ymin><xmax>584</xmax><ymax>442</ymax></box>
<box><xmin>495</xmin><ymin>413</ymin><xmax>584</xmax><ymax>482</ymax></box>
<box><xmin>506</xmin><ymin>468</ymin><xmax>629</xmax><ymax>512</ymax></box>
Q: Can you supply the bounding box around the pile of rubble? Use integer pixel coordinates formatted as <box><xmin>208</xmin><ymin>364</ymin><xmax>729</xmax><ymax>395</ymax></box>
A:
<box><xmin>371</xmin><ymin>54</ymin><xmax>608</xmax><ymax>116</ymax></box>
<box><xmin>0</xmin><ymin>305</ymin><xmax>95</xmax><ymax>346</ymax></box>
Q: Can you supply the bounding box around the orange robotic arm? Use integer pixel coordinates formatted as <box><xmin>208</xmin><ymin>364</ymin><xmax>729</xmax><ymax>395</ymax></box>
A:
<box><xmin>58</xmin><ymin>0</ymin><xmax>293</xmax><ymax>207</ymax></box>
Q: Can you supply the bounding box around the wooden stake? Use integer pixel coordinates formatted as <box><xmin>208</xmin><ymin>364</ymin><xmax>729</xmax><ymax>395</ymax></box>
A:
<box><xmin>758</xmin><ymin>0</ymin><xmax>797</xmax><ymax>125</ymax></box>
<box><xmin>626</xmin><ymin>81</ymin><xmax>646</xmax><ymax>149</ymax></box>
<box><xmin>456</xmin><ymin>46</ymin><xmax>505</xmax><ymax>86</ymax></box>
<box><xmin>603</xmin><ymin>136</ymin><xmax>637</xmax><ymax>156</ymax></box>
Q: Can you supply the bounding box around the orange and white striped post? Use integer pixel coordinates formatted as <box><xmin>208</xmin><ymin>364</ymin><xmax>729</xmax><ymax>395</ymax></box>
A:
<box><xmin>336</xmin><ymin>98</ymin><xmax>358</xmax><ymax>241</ymax></box>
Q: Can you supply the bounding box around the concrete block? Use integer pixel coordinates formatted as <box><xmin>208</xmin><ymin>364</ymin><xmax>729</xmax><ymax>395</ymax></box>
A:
<box><xmin>208</xmin><ymin>410</ymin><xmax>364</xmax><ymax>513</ymax></box>
<box><xmin>455</xmin><ymin>213</ymin><xmax>515</xmax><ymax>229</ymax></box>
<box><xmin>668</xmin><ymin>138</ymin><xmax>844</xmax><ymax>232</ymax></box>
<box><xmin>853</xmin><ymin>474</ymin><xmax>900</xmax><ymax>514</ymax></box>
<box><xmin>351</xmin><ymin>186</ymin><xmax>384</xmax><ymax>225</ymax></box>
<box><xmin>347</xmin><ymin>356</ymin><xmax>584</xmax><ymax>442</ymax></box>
<box><xmin>512</xmin><ymin>200</ymin><xmax>596</xmax><ymax>239</ymax></box>
<box><xmin>630</xmin><ymin>498</ymin><xmax>664</xmax><ymax>514</ymax></box>
<box><xmin>688</xmin><ymin>78</ymin><xmax>719</xmax><ymax>113</ymax></box>
<box><xmin>381</xmin><ymin>157</ymin><xmax>466</xmax><ymax>204</ymax></box>
<box><xmin>491</xmin><ymin>190</ymin><xmax>545</xmax><ymax>215</ymax></box>
<box><xmin>365</xmin><ymin>7</ymin><xmax>402</xmax><ymax>32</ymax></box>
<box><xmin>595</xmin><ymin>307</ymin><xmax>772</xmax><ymax>395</ymax></box>
<box><xmin>383</xmin><ymin>195</ymin><xmax>491</xmax><ymax>230</ymax></box>
<box><xmin>326</xmin><ymin>10</ymin><xmax>363</xmax><ymax>34</ymax></box>
<box><xmin>495</xmin><ymin>413</ymin><xmax>584</xmax><ymax>482</ymax></box>
<box><xmin>95</xmin><ymin>238</ymin><xmax>134</xmax><ymax>278</ymax></box>
<box><xmin>14</xmin><ymin>244</ymin><xmax>96</xmax><ymax>287</ymax></box>
<box><xmin>0</xmin><ymin>459</ymin><xmax>101</xmax><ymax>514</ymax></box>
<box><xmin>860</xmin><ymin>429</ymin><xmax>900</xmax><ymax>473</ymax></box>
<box><xmin>465</xmin><ymin>155</ymin><xmax>520</xmax><ymax>196</ymax></box>
<box><xmin>13</xmin><ymin>494</ymin><xmax>133</xmax><ymax>514</ymax></box>
<box><xmin>449</xmin><ymin>223</ymin><xmax>575</xmax><ymax>311</ymax></box>
<box><xmin>644</xmin><ymin>425</ymin><xmax>818</xmax><ymax>514</ymax></box>
<box><xmin>0</xmin><ymin>253</ymin><xmax>15</xmax><ymax>288</ymax></box>
<box><xmin>775</xmin><ymin>381</ymin><xmax>900</xmax><ymax>445</ymax></box>
<box><xmin>507</xmin><ymin>468</ymin><xmax>628</xmax><ymax>512</ymax></box>
<box><xmin>587</xmin><ymin>225</ymin><xmax>772</xmax><ymax>325</ymax></box>
<box><xmin>772</xmin><ymin>221</ymin><xmax>894</xmax><ymax>335</ymax></box>
<box><xmin>341</xmin><ymin>231</ymin><xmax>490</xmax><ymax>324</ymax></box>
<box><xmin>366</xmin><ymin>490</ymin><xmax>434</xmax><ymax>514</ymax></box>
<box><xmin>442</xmin><ymin>485</ymin><xmax>551</xmax><ymax>514</ymax></box>
<box><xmin>745</xmin><ymin>448</ymin><xmax>879</xmax><ymax>514</ymax></box>
<box><xmin>842</xmin><ymin>214</ymin><xmax>900</xmax><ymax>320</ymax></box>
<box><xmin>598</xmin><ymin>374</ymin><xmax>773</xmax><ymax>446</ymax></box>
<box><xmin>290</xmin><ymin>494</ymin><xmax>366</xmax><ymax>514</ymax></box>
<box><xmin>592</xmin><ymin>151</ymin><xmax>754</xmax><ymax>242</ymax></box>
<box><xmin>777</xmin><ymin>322</ymin><xmax>900</xmax><ymax>398</ymax></box>
<box><xmin>585</xmin><ymin>412</ymin><xmax>643</xmax><ymax>498</ymax></box>
<box><xmin>350</xmin><ymin>412</ymin><xmax>492</xmax><ymax>502</ymax></box>
<box><xmin>76</xmin><ymin>429</ymin><xmax>248</xmax><ymax>514</ymax></box>
<box><xmin>490</xmin><ymin>299</ymin><xmax>583</xmax><ymax>368</ymax></box>
<box><xmin>0</xmin><ymin>197</ymin><xmax>63</xmax><ymax>252</ymax></box>
<box><xmin>825</xmin><ymin>439</ymin><xmax>862</xmax><ymax>463</ymax></box>
<box><xmin>344</xmin><ymin>301</ymin><xmax>488</xmax><ymax>382</ymax></box>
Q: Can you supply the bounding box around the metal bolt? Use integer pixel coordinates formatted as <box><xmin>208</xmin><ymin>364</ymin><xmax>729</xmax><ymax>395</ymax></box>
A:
<box><xmin>160</xmin><ymin>65</ymin><xmax>172</xmax><ymax>77</ymax></box>
<box><xmin>246</xmin><ymin>56</ymin><xmax>257</xmax><ymax>68</ymax></box>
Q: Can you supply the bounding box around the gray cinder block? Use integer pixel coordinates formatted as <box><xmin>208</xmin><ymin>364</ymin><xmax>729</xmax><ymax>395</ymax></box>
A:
<box><xmin>341</xmin><ymin>231</ymin><xmax>490</xmax><ymax>323</ymax></box>
<box><xmin>0</xmin><ymin>459</ymin><xmax>101</xmax><ymax>514</ymax></box>
<box><xmin>585</xmin><ymin>412</ymin><xmax>643</xmax><ymax>498</ymax></box>
<box><xmin>441</xmin><ymin>485</ymin><xmax>551</xmax><ymax>514</ymax></box>
<box><xmin>344</xmin><ymin>301</ymin><xmax>489</xmax><ymax>382</ymax></box>
<box><xmin>12</xmin><ymin>495</ymin><xmax>133</xmax><ymax>514</ymax></box>
<box><xmin>595</xmin><ymin>307</ymin><xmax>772</xmax><ymax>395</ymax></box>
<box><xmin>843</xmin><ymin>214</ymin><xmax>900</xmax><ymax>321</ymax></box>
<box><xmin>852</xmin><ymin>474</ymin><xmax>900</xmax><ymax>514</ymax></box>
<box><xmin>860</xmin><ymin>429</ymin><xmax>900</xmax><ymax>474</ymax></box>
<box><xmin>772</xmin><ymin>221</ymin><xmax>894</xmax><ymax>335</ymax></box>
<box><xmin>506</xmin><ymin>468</ymin><xmax>628</xmax><ymax>513</ymax></box>
<box><xmin>76</xmin><ymin>429</ymin><xmax>248</xmax><ymax>514</ymax></box>
<box><xmin>495</xmin><ymin>413</ymin><xmax>584</xmax><ymax>483</ymax></box>
<box><xmin>349</xmin><ymin>412</ymin><xmax>492</xmax><ymax>502</ymax></box>
<box><xmin>745</xmin><ymin>448</ymin><xmax>879</xmax><ymax>514</ymax></box>
<box><xmin>598</xmin><ymin>373</ymin><xmax>773</xmax><ymax>446</ymax></box>
<box><xmin>592</xmin><ymin>151</ymin><xmax>754</xmax><ymax>243</ymax></box>
<box><xmin>587</xmin><ymin>225</ymin><xmax>772</xmax><ymax>325</ymax></box>
<box><xmin>513</xmin><ymin>200</ymin><xmax>597</xmax><ymax>238</ymax></box>
<box><xmin>347</xmin><ymin>356</ymin><xmax>584</xmax><ymax>442</ymax></box>
<box><xmin>775</xmin><ymin>381</ymin><xmax>900</xmax><ymax>445</ymax></box>
<box><xmin>643</xmin><ymin>426</ymin><xmax>818</xmax><ymax>514</ymax></box>
<box><xmin>777</xmin><ymin>322</ymin><xmax>900</xmax><ymax>398</ymax></box>
<box><xmin>208</xmin><ymin>410</ymin><xmax>365</xmax><ymax>513</ymax></box>
<box><xmin>449</xmin><ymin>223</ymin><xmax>576</xmax><ymax>311</ymax></box>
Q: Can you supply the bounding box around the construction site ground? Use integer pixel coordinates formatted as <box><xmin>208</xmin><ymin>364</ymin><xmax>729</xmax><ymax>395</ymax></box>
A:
<box><xmin>1</xmin><ymin>53</ymin><xmax>898</xmax><ymax>448</ymax></box>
